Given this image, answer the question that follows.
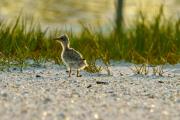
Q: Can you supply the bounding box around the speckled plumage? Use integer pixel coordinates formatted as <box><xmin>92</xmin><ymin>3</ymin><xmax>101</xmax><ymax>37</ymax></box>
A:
<box><xmin>54</xmin><ymin>34</ymin><xmax>87</xmax><ymax>77</ymax></box>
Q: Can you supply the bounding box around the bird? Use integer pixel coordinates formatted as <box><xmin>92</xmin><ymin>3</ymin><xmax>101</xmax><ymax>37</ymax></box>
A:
<box><xmin>54</xmin><ymin>34</ymin><xmax>88</xmax><ymax>77</ymax></box>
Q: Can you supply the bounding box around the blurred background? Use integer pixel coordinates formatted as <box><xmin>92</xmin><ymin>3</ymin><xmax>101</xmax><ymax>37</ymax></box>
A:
<box><xmin>0</xmin><ymin>0</ymin><xmax>179</xmax><ymax>32</ymax></box>
<box><xmin>0</xmin><ymin>0</ymin><xmax>179</xmax><ymax>67</ymax></box>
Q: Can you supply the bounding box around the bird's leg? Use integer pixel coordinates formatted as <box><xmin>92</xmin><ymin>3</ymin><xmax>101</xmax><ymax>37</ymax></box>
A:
<box><xmin>68</xmin><ymin>68</ymin><xmax>71</xmax><ymax>77</ymax></box>
<box><xmin>66</xmin><ymin>66</ymin><xmax>70</xmax><ymax>73</ymax></box>
<box><xmin>76</xmin><ymin>70</ymin><xmax>82</xmax><ymax>77</ymax></box>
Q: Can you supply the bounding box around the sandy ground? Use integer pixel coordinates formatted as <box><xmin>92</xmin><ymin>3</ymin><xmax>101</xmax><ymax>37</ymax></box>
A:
<box><xmin>0</xmin><ymin>61</ymin><xmax>180</xmax><ymax>120</ymax></box>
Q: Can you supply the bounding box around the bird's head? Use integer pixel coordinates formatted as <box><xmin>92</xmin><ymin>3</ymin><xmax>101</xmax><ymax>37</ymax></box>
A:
<box><xmin>53</xmin><ymin>34</ymin><xmax>69</xmax><ymax>46</ymax></box>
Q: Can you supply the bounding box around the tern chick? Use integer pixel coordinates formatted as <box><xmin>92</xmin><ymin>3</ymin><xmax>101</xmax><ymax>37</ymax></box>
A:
<box><xmin>54</xmin><ymin>34</ymin><xmax>87</xmax><ymax>77</ymax></box>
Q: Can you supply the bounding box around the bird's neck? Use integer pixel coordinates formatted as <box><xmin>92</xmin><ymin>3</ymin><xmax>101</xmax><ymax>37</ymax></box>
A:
<box><xmin>61</xmin><ymin>43</ymin><xmax>70</xmax><ymax>51</ymax></box>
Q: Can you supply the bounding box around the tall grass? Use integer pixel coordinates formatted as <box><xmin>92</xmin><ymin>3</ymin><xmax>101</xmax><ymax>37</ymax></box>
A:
<box><xmin>0</xmin><ymin>7</ymin><xmax>179</xmax><ymax>70</ymax></box>
<box><xmin>71</xmin><ymin>7</ymin><xmax>180</xmax><ymax>65</ymax></box>
<box><xmin>0</xmin><ymin>17</ymin><xmax>61</xmax><ymax>66</ymax></box>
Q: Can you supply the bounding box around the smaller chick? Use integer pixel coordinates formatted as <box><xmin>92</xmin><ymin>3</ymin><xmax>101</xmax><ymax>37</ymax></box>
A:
<box><xmin>54</xmin><ymin>34</ymin><xmax>88</xmax><ymax>77</ymax></box>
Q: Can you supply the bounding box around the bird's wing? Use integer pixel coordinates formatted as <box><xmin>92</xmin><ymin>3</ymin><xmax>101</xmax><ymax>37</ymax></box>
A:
<box><xmin>65</xmin><ymin>49</ymin><xmax>84</xmax><ymax>62</ymax></box>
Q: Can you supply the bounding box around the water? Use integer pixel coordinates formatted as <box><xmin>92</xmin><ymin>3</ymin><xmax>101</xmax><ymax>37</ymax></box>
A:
<box><xmin>0</xmin><ymin>0</ymin><xmax>179</xmax><ymax>31</ymax></box>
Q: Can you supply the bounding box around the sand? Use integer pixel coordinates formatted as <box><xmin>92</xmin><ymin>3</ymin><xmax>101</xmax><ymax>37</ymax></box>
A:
<box><xmin>0</xmin><ymin>61</ymin><xmax>180</xmax><ymax>120</ymax></box>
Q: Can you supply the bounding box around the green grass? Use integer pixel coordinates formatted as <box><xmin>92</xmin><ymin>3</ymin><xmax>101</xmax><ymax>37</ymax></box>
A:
<box><xmin>0</xmin><ymin>7</ymin><xmax>179</xmax><ymax>70</ymax></box>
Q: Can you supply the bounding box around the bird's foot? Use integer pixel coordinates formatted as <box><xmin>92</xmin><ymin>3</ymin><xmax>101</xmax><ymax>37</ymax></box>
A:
<box><xmin>77</xmin><ymin>75</ymin><xmax>82</xmax><ymax>77</ymax></box>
